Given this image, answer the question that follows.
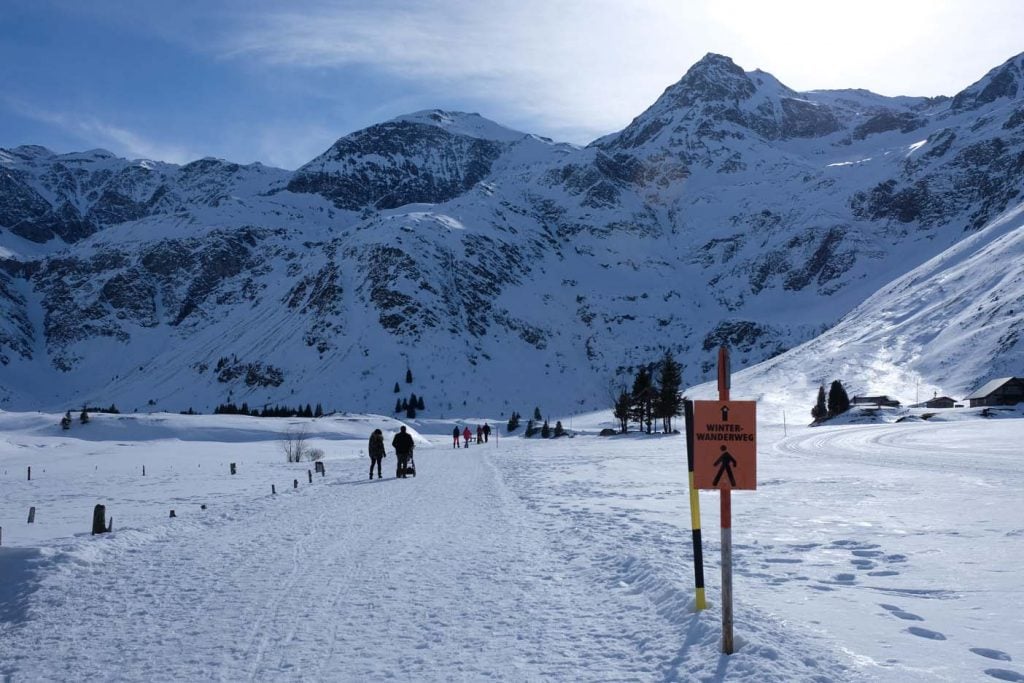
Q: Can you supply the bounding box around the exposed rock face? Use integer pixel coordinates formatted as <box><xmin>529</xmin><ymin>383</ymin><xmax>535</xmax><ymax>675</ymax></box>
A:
<box><xmin>2</xmin><ymin>54</ymin><xmax>1024</xmax><ymax>413</ymax></box>
<box><xmin>288</xmin><ymin>119</ymin><xmax>508</xmax><ymax>210</ymax></box>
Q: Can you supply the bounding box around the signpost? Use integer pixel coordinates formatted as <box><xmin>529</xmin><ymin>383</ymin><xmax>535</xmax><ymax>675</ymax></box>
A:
<box><xmin>687</xmin><ymin>345</ymin><xmax>758</xmax><ymax>655</ymax></box>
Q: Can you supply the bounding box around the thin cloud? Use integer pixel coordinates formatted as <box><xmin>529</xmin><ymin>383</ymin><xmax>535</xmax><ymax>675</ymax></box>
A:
<box><xmin>4</xmin><ymin>97</ymin><xmax>197</xmax><ymax>164</ymax></box>
<box><xmin>218</xmin><ymin>0</ymin><xmax>701</xmax><ymax>142</ymax></box>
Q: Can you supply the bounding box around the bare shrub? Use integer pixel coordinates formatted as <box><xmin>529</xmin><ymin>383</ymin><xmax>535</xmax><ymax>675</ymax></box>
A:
<box><xmin>306</xmin><ymin>448</ymin><xmax>324</xmax><ymax>462</ymax></box>
<box><xmin>282</xmin><ymin>427</ymin><xmax>309</xmax><ymax>463</ymax></box>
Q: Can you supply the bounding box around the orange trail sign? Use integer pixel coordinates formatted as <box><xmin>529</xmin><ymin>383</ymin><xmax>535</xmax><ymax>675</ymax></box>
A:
<box><xmin>692</xmin><ymin>400</ymin><xmax>757</xmax><ymax>490</ymax></box>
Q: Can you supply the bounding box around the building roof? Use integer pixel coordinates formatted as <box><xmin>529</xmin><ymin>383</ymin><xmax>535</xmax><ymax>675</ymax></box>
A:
<box><xmin>963</xmin><ymin>377</ymin><xmax>1022</xmax><ymax>400</ymax></box>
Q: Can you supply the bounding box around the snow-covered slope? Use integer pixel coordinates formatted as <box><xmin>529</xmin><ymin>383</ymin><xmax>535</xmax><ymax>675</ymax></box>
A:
<box><xmin>2</xmin><ymin>53</ymin><xmax>1024</xmax><ymax>416</ymax></box>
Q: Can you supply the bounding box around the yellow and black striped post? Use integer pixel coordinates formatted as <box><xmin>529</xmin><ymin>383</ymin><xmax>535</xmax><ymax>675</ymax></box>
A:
<box><xmin>684</xmin><ymin>399</ymin><xmax>707</xmax><ymax>610</ymax></box>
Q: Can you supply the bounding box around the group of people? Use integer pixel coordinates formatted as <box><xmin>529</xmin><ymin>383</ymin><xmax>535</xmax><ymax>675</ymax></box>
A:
<box><xmin>367</xmin><ymin>422</ymin><xmax>494</xmax><ymax>480</ymax></box>
<box><xmin>452</xmin><ymin>423</ymin><xmax>490</xmax><ymax>448</ymax></box>
<box><xmin>367</xmin><ymin>426</ymin><xmax>415</xmax><ymax>479</ymax></box>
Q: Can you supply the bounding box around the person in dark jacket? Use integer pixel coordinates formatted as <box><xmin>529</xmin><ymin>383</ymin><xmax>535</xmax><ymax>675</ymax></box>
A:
<box><xmin>392</xmin><ymin>425</ymin><xmax>415</xmax><ymax>478</ymax></box>
<box><xmin>482</xmin><ymin>423</ymin><xmax>491</xmax><ymax>443</ymax></box>
<box><xmin>368</xmin><ymin>429</ymin><xmax>386</xmax><ymax>479</ymax></box>
<box><xmin>452</xmin><ymin>426</ymin><xmax>461</xmax><ymax>448</ymax></box>
<box><xmin>476</xmin><ymin>425</ymin><xmax>483</xmax><ymax>444</ymax></box>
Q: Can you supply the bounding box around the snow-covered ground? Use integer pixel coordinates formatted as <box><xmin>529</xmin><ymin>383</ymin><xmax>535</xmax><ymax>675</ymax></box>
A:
<box><xmin>1</xmin><ymin>409</ymin><xmax>1022</xmax><ymax>681</ymax></box>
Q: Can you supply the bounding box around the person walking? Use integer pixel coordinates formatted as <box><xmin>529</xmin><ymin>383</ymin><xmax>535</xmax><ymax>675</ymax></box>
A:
<box><xmin>476</xmin><ymin>425</ymin><xmax>483</xmax><ymax>444</ymax></box>
<box><xmin>462</xmin><ymin>426</ymin><xmax>472</xmax><ymax>448</ymax></box>
<box><xmin>452</xmin><ymin>426</ymin><xmax>461</xmax><ymax>448</ymax></box>
<box><xmin>368</xmin><ymin>428</ymin><xmax>385</xmax><ymax>480</ymax></box>
<box><xmin>392</xmin><ymin>425</ymin><xmax>415</xmax><ymax>478</ymax></box>
<box><xmin>482</xmin><ymin>423</ymin><xmax>491</xmax><ymax>443</ymax></box>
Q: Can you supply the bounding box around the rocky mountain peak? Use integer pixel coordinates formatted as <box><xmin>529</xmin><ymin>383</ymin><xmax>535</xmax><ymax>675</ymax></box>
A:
<box><xmin>662</xmin><ymin>52</ymin><xmax>757</xmax><ymax>108</ymax></box>
<box><xmin>951</xmin><ymin>52</ymin><xmax>1024</xmax><ymax>112</ymax></box>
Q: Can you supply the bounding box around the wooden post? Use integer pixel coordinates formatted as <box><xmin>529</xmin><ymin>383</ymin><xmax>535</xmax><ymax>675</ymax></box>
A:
<box><xmin>307</xmin><ymin>469</ymin><xmax>313</xmax><ymax>484</ymax></box>
<box><xmin>293</xmin><ymin>479</ymin><xmax>298</xmax><ymax>489</ymax></box>
<box><xmin>92</xmin><ymin>504</ymin><xmax>109</xmax><ymax>535</ymax></box>
<box><xmin>27</xmin><ymin>507</ymin><xmax>36</xmax><ymax>524</ymax></box>
<box><xmin>230</xmin><ymin>463</ymin><xmax>237</xmax><ymax>475</ymax></box>
<box><xmin>142</xmin><ymin>465</ymin><xmax>146</xmax><ymax>476</ymax></box>
<box><xmin>169</xmin><ymin>510</ymin><xmax>176</xmax><ymax>518</ymax></box>
<box><xmin>718</xmin><ymin>345</ymin><xmax>735</xmax><ymax>655</ymax></box>
<box><xmin>684</xmin><ymin>400</ymin><xmax>706</xmax><ymax>611</ymax></box>
<box><xmin>272</xmin><ymin>484</ymin><xmax>276</xmax><ymax>495</ymax></box>
<box><xmin>27</xmin><ymin>466</ymin><xmax>31</xmax><ymax>481</ymax></box>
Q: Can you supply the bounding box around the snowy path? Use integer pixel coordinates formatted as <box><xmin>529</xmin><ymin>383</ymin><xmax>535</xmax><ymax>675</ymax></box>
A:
<box><xmin>1</xmin><ymin>429</ymin><xmax>856</xmax><ymax>682</ymax></box>
<box><xmin>5</xmin><ymin>412</ymin><xmax>1021</xmax><ymax>681</ymax></box>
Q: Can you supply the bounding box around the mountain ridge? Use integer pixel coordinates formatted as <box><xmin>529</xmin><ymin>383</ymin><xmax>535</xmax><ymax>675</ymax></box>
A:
<box><xmin>2</xmin><ymin>52</ymin><xmax>1024</xmax><ymax>416</ymax></box>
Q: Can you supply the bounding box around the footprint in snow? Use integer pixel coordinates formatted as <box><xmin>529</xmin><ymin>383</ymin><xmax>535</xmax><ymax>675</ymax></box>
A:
<box><xmin>906</xmin><ymin>626</ymin><xmax>946</xmax><ymax>640</ymax></box>
<box><xmin>852</xmin><ymin>549</ymin><xmax>883</xmax><ymax>558</ymax></box>
<box><xmin>867</xmin><ymin>570</ymin><xmax>900</xmax><ymax>577</ymax></box>
<box><xmin>880</xmin><ymin>603</ymin><xmax>924</xmax><ymax>621</ymax></box>
<box><xmin>972</xmin><ymin>648</ymin><xmax>1012</xmax><ymax>661</ymax></box>
<box><xmin>984</xmin><ymin>670</ymin><xmax>1024</xmax><ymax>682</ymax></box>
<box><xmin>851</xmin><ymin>559</ymin><xmax>877</xmax><ymax>570</ymax></box>
<box><xmin>764</xmin><ymin>558</ymin><xmax>803</xmax><ymax>564</ymax></box>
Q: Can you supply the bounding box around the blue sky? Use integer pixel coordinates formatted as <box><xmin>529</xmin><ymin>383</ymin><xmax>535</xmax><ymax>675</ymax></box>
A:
<box><xmin>2</xmin><ymin>0</ymin><xmax>1022</xmax><ymax>169</ymax></box>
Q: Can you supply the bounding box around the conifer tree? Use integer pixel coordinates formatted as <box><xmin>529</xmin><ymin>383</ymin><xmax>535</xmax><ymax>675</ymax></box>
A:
<box><xmin>406</xmin><ymin>401</ymin><xmax>417</xmax><ymax>419</ymax></box>
<box><xmin>395</xmin><ymin>398</ymin><xmax>403</xmax><ymax>413</ymax></box>
<box><xmin>507</xmin><ymin>411</ymin><xmax>520</xmax><ymax>432</ymax></box>
<box><xmin>533</xmin><ymin>406</ymin><xmax>542</xmax><ymax>421</ymax></box>
<box><xmin>541</xmin><ymin>420</ymin><xmax>550</xmax><ymax>438</ymax></box>
<box><xmin>613</xmin><ymin>389</ymin><xmax>631</xmax><ymax>434</ymax></box>
<box><xmin>811</xmin><ymin>385</ymin><xmax>828</xmax><ymax>420</ymax></box>
<box><xmin>630</xmin><ymin>366</ymin><xmax>655</xmax><ymax>434</ymax></box>
<box><xmin>554</xmin><ymin>420</ymin><xmax>564</xmax><ymax>437</ymax></box>
<box><xmin>314</xmin><ymin>403</ymin><xmax>323</xmax><ymax>418</ymax></box>
<box><xmin>406</xmin><ymin>368</ymin><xmax>413</xmax><ymax>384</ymax></box>
<box><xmin>827</xmin><ymin>380</ymin><xmax>850</xmax><ymax>417</ymax></box>
<box><xmin>401</xmin><ymin>398</ymin><xmax>408</xmax><ymax>411</ymax></box>
<box><xmin>654</xmin><ymin>350</ymin><xmax>684</xmax><ymax>433</ymax></box>
<box><xmin>417</xmin><ymin>395</ymin><xmax>425</xmax><ymax>410</ymax></box>
<box><xmin>394</xmin><ymin>382</ymin><xmax>401</xmax><ymax>393</ymax></box>
<box><xmin>525</xmin><ymin>418</ymin><xmax>536</xmax><ymax>437</ymax></box>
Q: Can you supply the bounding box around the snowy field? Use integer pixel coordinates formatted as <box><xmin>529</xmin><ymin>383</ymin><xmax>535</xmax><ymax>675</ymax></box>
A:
<box><xmin>1</xmin><ymin>409</ymin><xmax>1023</xmax><ymax>682</ymax></box>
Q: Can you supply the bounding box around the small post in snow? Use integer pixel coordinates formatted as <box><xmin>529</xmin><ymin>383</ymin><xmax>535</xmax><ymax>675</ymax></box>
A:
<box><xmin>683</xmin><ymin>400</ymin><xmax>706</xmax><ymax>611</ymax></box>
<box><xmin>27</xmin><ymin>466</ymin><xmax>31</xmax><ymax>481</ymax></box>
<box><xmin>169</xmin><ymin>510</ymin><xmax>176</xmax><ymax>518</ymax></box>
<box><xmin>230</xmin><ymin>463</ymin><xmax>237</xmax><ymax>475</ymax></box>
<box><xmin>272</xmin><ymin>484</ymin><xmax>277</xmax><ymax>495</ymax></box>
<box><xmin>293</xmin><ymin>479</ymin><xmax>298</xmax><ymax>489</ymax></box>
<box><xmin>307</xmin><ymin>469</ymin><xmax>312</xmax><ymax>484</ymax></box>
<box><xmin>27</xmin><ymin>507</ymin><xmax>36</xmax><ymax>524</ymax></box>
<box><xmin>91</xmin><ymin>504</ymin><xmax>110</xmax><ymax>535</ymax></box>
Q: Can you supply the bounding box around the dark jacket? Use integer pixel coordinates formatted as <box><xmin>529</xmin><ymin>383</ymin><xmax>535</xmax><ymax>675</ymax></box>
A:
<box><xmin>392</xmin><ymin>431</ymin><xmax>414</xmax><ymax>455</ymax></box>
<box><xmin>368</xmin><ymin>433</ymin><xmax>385</xmax><ymax>458</ymax></box>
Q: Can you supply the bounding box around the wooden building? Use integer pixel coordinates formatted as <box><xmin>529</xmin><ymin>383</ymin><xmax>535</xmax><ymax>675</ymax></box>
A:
<box><xmin>851</xmin><ymin>395</ymin><xmax>901</xmax><ymax>408</ymax></box>
<box><xmin>963</xmin><ymin>377</ymin><xmax>1024</xmax><ymax>407</ymax></box>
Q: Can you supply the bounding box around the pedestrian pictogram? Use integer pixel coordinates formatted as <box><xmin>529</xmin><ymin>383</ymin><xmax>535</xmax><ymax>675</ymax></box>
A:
<box><xmin>692</xmin><ymin>400</ymin><xmax>756</xmax><ymax>490</ymax></box>
<box><xmin>713</xmin><ymin>446</ymin><xmax>737</xmax><ymax>486</ymax></box>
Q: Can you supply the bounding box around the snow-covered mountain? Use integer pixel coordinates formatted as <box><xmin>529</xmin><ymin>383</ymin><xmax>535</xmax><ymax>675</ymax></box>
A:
<box><xmin>2</xmin><ymin>53</ymin><xmax>1024</xmax><ymax>416</ymax></box>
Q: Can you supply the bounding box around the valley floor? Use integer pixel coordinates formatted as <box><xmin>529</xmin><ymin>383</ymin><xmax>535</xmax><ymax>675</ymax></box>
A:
<box><xmin>0</xmin><ymin>411</ymin><xmax>1022</xmax><ymax>681</ymax></box>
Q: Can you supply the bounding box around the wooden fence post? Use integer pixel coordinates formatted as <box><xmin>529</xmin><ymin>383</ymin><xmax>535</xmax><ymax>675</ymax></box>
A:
<box><xmin>27</xmin><ymin>466</ymin><xmax>31</xmax><ymax>481</ymax></box>
<box><xmin>230</xmin><ymin>463</ymin><xmax>237</xmax><ymax>475</ymax></box>
<box><xmin>307</xmin><ymin>469</ymin><xmax>312</xmax><ymax>484</ymax></box>
<box><xmin>92</xmin><ymin>504</ymin><xmax>109</xmax><ymax>535</ymax></box>
<box><xmin>293</xmin><ymin>479</ymin><xmax>298</xmax><ymax>489</ymax></box>
<box><xmin>169</xmin><ymin>510</ymin><xmax>176</xmax><ymax>518</ymax></box>
<box><xmin>28</xmin><ymin>507</ymin><xmax>36</xmax><ymax>524</ymax></box>
<box><xmin>272</xmin><ymin>484</ymin><xmax>276</xmax><ymax>495</ymax></box>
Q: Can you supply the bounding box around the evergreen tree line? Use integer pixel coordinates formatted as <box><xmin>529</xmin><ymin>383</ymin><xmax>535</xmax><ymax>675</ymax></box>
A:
<box><xmin>612</xmin><ymin>350</ymin><xmax>685</xmax><ymax>434</ymax></box>
<box><xmin>214</xmin><ymin>402</ymin><xmax>324</xmax><ymax>418</ymax></box>
<box><xmin>811</xmin><ymin>380</ymin><xmax>850</xmax><ymax>421</ymax></box>
<box><xmin>394</xmin><ymin>393</ymin><xmax>426</xmax><ymax>418</ymax></box>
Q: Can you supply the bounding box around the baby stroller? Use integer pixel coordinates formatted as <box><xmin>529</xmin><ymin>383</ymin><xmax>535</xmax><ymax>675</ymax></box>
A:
<box><xmin>397</xmin><ymin>450</ymin><xmax>416</xmax><ymax>478</ymax></box>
